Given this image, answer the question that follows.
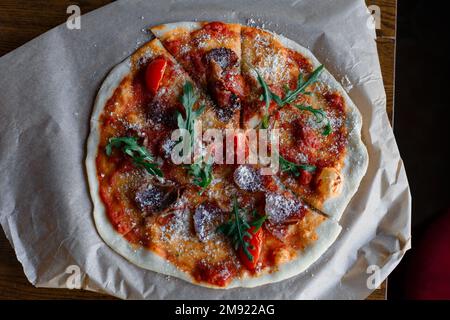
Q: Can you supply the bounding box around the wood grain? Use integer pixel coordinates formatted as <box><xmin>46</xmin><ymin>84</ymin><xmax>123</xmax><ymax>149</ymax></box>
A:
<box><xmin>0</xmin><ymin>0</ymin><xmax>396</xmax><ymax>300</ymax></box>
<box><xmin>365</xmin><ymin>0</ymin><xmax>397</xmax><ymax>300</ymax></box>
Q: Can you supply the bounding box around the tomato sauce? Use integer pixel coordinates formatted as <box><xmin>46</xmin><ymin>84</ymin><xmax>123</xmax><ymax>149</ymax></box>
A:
<box><xmin>193</xmin><ymin>260</ymin><xmax>237</xmax><ymax>287</ymax></box>
<box><xmin>288</xmin><ymin>49</ymin><xmax>314</xmax><ymax>73</ymax></box>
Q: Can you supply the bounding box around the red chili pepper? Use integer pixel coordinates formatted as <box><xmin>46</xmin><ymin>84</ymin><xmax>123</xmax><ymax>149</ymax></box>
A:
<box><xmin>145</xmin><ymin>58</ymin><xmax>167</xmax><ymax>95</ymax></box>
<box><xmin>238</xmin><ymin>226</ymin><xmax>263</xmax><ymax>271</ymax></box>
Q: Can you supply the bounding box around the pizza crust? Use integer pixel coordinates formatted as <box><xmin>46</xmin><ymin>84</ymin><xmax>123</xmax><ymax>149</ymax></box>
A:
<box><xmin>86</xmin><ymin>23</ymin><xmax>368</xmax><ymax>289</ymax></box>
<box><xmin>150</xmin><ymin>21</ymin><xmax>203</xmax><ymax>41</ymax></box>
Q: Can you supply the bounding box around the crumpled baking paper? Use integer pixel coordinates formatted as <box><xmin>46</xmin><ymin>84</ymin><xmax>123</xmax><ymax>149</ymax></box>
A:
<box><xmin>0</xmin><ymin>0</ymin><xmax>411</xmax><ymax>299</ymax></box>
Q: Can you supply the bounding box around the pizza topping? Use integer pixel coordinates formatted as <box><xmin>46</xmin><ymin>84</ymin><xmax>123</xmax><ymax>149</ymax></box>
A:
<box><xmin>298</xmin><ymin>169</ymin><xmax>313</xmax><ymax>185</ymax></box>
<box><xmin>202</xmin><ymin>21</ymin><xmax>229</xmax><ymax>36</ymax></box>
<box><xmin>265</xmin><ymin>192</ymin><xmax>305</xmax><ymax>225</ymax></box>
<box><xmin>105</xmin><ymin>137</ymin><xmax>163</xmax><ymax>177</ymax></box>
<box><xmin>233</xmin><ymin>165</ymin><xmax>262</xmax><ymax>192</ymax></box>
<box><xmin>175</xmin><ymin>82</ymin><xmax>214</xmax><ymax>192</ymax></box>
<box><xmin>238</xmin><ymin>226</ymin><xmax>263</xmax><ymax>271</ymax></box>
<box><xmin>194</xmin><ymin>202</ymin><xmax>225</xmax><ymax>242</ymax></box>
<box><xmin>294</xmin><ymin>120</ymin><xmax>321</xmax><ymax>149</ymax></box>
<box><xmin>279</xmin><ymin>153</ymin><xmax>316</xmax><ymax>177</ymax></box>
<box><xmin>185</xmin><ymin>52</ymin><xmax>207</xmax><ymax>83</ymax></box>
<box><xmin>159</xmin><ymin>196</ymin><xmax>191</xmax><ymax>241</ymax></box>
<box><xmin>176</xmin><ymin>82</ymin><xmax>204</xmax><ymax>151</ymax></box>
<box><xmin>272</xmin><ymin>65</ymin><xmax>325</xmax><ymax>107</ymax></box>
<box><xmin>289</xmin><ymin>50</ymin><xmax>314</xmax><ymax>73</ymax></box>
<box><xmin>204</xmin><ymin>47</ymin><xmax>238</xmax><ymax>71</ymax></box>
<box><xmin>193</xmin><ymin>260</ymin><xmax>236</xmax><ymax>287</ymax></box>
<box><xmin>145</xmin><ymin>57</ymin><xmax>167</xmax><ymax>95</ymax></box>
<box><xmin>260</xmin><ymin>175</ymin><xmax>283</xmax><ymax>193</ymax></box>
<box><xmin>205</xmin><ymin>48</ymin><xmax>241</xmax><ymax>122</ymax></box>
<box><xmin>256</xmin><ymin>65</ymin><xmax>325</xmax><ymax>128</ymax></box>
<box><xmin>218</xmin><ymin>197</ymin><xmax>267</xmax><ymax>263</ymax></box>
<box><xmin>295</xmin><ymin>105</ymin><xmax>332</xmax><ymax>136</ymax></box>
<box><xmin>264</xmin><ymin>222</ymin><xmax>289</xmax><ymax>241</ymax></box>
<box><xmin>209</xmin><ymin>78</ymin><xmax>241</xmax><ymax>122</ymax></box>
<box><xmin>315</xmin><ymin>167</ymin><xmax>342</xmax><ymax>197</ymax></box>
<box><xmin>159</xmin><ymin>135</ymin><xmax>177</xmax><ymax>159</ymax></box>
<box><xmin>146</xmin><ymin>100</ymin><xmax>177</xmax><ymax>128</ymax></box>
<box><xmin>212</xmin><ymin>89</ymin><xmax>240</xmax><ymax>122</ymax></box>
<box><xmin>324</xmin><ymin>92</ymin><xmax>345</xmax><ymax>112</ymax></box>
<box><xmin>134</xmin><ymin>182</ymin><xmax>178</xmax><ymax>214</ymax></box>
<box><xmin>188</xmin><ymin>161</ymin><xmax>214</xmax><ymax>194</ymax></box>
<box><xmin>255</xmin><ymin>69</ymin><xmax>273</xmax><ymax>129</ymax></box>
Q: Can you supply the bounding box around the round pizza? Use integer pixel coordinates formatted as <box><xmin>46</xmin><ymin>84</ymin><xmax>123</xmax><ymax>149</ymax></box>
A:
<box><xmin>86</xmin><ymin>21</ymin><xmax>368</xmax><ymax>288</ymax></box>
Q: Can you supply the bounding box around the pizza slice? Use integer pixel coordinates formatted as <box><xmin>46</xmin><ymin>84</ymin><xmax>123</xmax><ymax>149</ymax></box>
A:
<box><xmin>218</xmin><ymin>164</ymin><xmax>342</xmax><ymax>284</ymax></box>
<box><xmin>151</xmin><ymin>21</ymin><xmax>245</xmax><ymax>128</ymax></box>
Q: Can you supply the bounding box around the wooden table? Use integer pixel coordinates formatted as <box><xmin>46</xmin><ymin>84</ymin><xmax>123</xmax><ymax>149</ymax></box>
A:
<box><xmin>0</xmin><ymin>0</ymin><xmax>396</xmax><ymax>300</ymax></box>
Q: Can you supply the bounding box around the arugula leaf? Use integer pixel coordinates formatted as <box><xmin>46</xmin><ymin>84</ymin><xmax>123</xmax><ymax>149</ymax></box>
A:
<box><xmin>255</xmin><ymin>70</ymin><xmax>272</xmax><ymax>129</ymax></box>
<box><xmin>188</xmin><ymin>160</ymin><xmax>214</xmax><ymax>194</ymax></box>
<box><xmin>322</xmin><ymin>122</ymin><xmax>332</xmax><ymax>136</ymax></box>
<box><xmin>279</xmin><ymin>154</ymin><xmax>316</xmax><ymax>177</ymax></box>
<box><xmin>217</xmin><ymin>197</ymin><xmax>266</xmax><ymax>262</ymax></box>
<box><xmin>254</xmin><ymin>66</ymin><xmax>324</xmax><ymax>129</ymax></box>
<box><xmin>105</xmin><ymin>137</ymin><xmax>162</xmax><ymax>177</ymax></box>
<box><xmin>250</xmin><ymin>213</ymin><xmax>267</xmax><ymax>231</ymax></box>
<box><xmin>176</xmin><ymin>82</ymin><xmax>205</xmax><ymax>153</ymax></box>
<box><xmin>277</xmin><ymin>65</ymin><xmax>324</xmax><ymax>106</ymax></box>
<box><xmin>176</xmin><ymin>82</ymin><xmax>213</xmax><ymax>192</ymax></box>
<box><xmin>295</xmin><ymin>104</ymin><xmax>332</xmax><ymax>136</ymax></box>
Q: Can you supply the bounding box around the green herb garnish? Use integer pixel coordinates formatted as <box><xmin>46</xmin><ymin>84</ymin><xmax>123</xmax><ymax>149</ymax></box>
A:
<box><xmin>250</xmin><ymin>211</ymin><xmax>268</xmax><ymax>231</ymax></box>
<box><xmin>255</xmin><ymin>70</ymin><xmax>272</xmax><ymax>129</ymax></box>
<box><xmin>272</xmin><ymin>65</ymin><xmax>324</xmax><ymax>107</ymax></box>
<box><xmin>295</xmin><ymin>104</ymin><xmax>332</xmax><ymax>136</ymax></box>
<box><xmin>279</xmin><ymin>154</ymin><xmax>316</xmax><ymax>177</ymax></box>
<box><xmin>176</xmin><ymin>82</ymin><xmax>213</xmax><ymax>192</ymax></box>
<box><xmin>255</xmin><ymin>66</ymin><xmax>326</xmax><ymax>131</ymax></box>
<box><xmin>176</xmin><ymin>82</ymin><xmax>205</xmax><ymax>154</ymax></box>
<box><xmin>105</xmin><ymin>137</ymin><xmax>162</xmax><ymax>177</ymax></box>
<box><xmin>188</xmin><ymin>160</ymin><xmax>214</xmax><ymax>194</ymax></box>
<box><xmin>217</xmin><ymin>197</ymin><xmax>267</xmax><ymax>261</ymax></box>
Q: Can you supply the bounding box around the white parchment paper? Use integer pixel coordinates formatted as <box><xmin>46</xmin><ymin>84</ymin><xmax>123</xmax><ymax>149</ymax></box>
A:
<box><xmin>0</xmin><ymin>0</ymin><xmax>411</xmax><ymax>299</ymax></box>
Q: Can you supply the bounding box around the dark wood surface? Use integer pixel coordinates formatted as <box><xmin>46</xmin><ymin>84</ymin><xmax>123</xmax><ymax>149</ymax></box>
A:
<box><xmin>0</xmin><ymin>0</ymin><xmax>396</xmax><ymax>300</ymax></box>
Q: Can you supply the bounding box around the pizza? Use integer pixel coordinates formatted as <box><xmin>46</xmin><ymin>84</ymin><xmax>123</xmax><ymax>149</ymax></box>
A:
<box><xmin>86</xmin><ymin>21</ymin><xmax>368</xmax><ymax>288</ymax></box>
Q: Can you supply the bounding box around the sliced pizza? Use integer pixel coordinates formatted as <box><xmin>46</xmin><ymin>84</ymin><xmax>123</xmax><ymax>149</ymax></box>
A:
<box><xmin>86</xmin><ymin>22</ymin><xmax>368</xmax><ymax>289</ymax></box>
